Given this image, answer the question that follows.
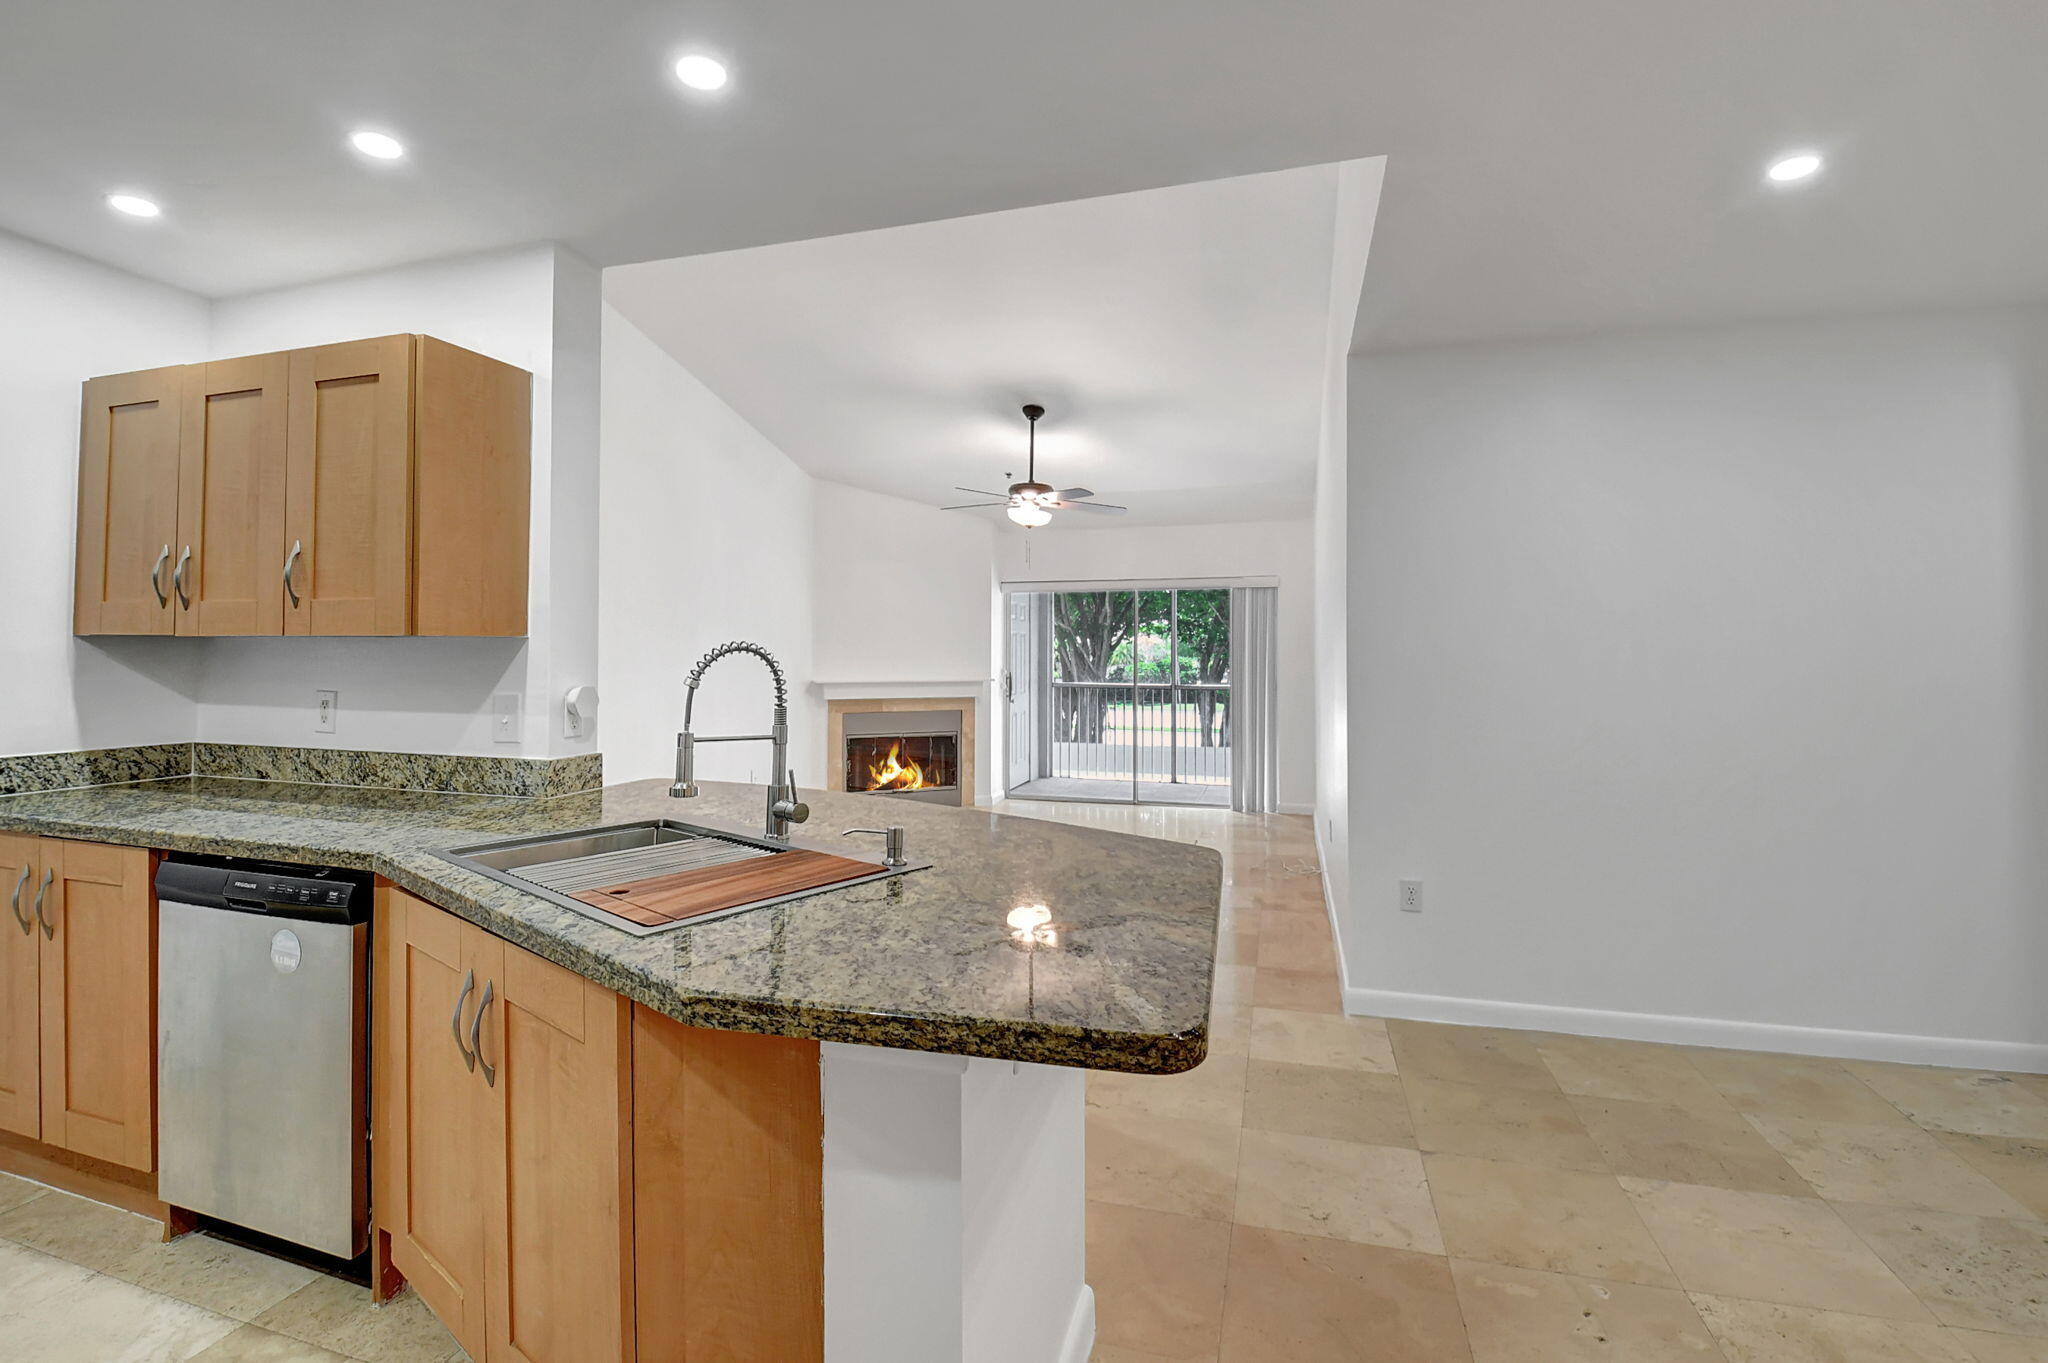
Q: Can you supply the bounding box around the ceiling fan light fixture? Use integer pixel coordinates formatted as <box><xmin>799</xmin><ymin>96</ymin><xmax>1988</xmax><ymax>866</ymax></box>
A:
<box><xmin>1007</xmin><ymin>501</ymin><xmax>1052</xmax><ymax>528</ymax></box>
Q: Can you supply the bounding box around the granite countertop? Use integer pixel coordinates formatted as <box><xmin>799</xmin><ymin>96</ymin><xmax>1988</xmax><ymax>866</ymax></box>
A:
<box><xmin>0</xmin><ymin>776</ymin><xmax>1222</xmax><ymax>1074</ymax></box>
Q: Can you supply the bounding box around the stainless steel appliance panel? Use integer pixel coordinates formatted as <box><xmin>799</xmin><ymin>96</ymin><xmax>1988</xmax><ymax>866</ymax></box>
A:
<box><xmin>156</xmin><ymin>897</ymin><xmax>366</xmax><ymax>1258</ymax></box>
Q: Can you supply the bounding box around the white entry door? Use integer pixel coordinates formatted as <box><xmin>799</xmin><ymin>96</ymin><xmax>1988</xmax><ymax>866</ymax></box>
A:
<box><xmin>1006</xmin><ymin>594</ymin><xmax>1035</xmax><ymax>792</ymax></box>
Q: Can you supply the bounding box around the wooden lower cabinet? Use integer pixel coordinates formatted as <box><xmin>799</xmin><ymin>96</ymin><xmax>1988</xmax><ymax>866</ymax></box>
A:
<box><xmin>374</xmin><ymin>887</ymin><xmax>825</xmax><ymax>1363</ymax></box>
<box><xmin>471</xmin><ymin>930</ymin><xmax>633</xmax><ymax>1363</ymax></box>
<box><xmin>0</xmin><ymin>834</ymin><xmax>43</xmax><ymax>1140</ymax></box>
<box><xmin>631</xmin><ymin>1008</ymin><xmax>824</xmax><ymax>1362</ymax></box>
<box><xmin>0</xmin><ymin>836</ymin><xmax>154</xmax><ymax>1169</ymax></box>
<box><xmin>376</xmin><ymin>887</ymin><xmax>493</xmax><ymax>1357</ymax></box>
<box><xmin>377</xmin><ymin>887</ymin><xmax>630</xmax><ymax>1363</ymax></box>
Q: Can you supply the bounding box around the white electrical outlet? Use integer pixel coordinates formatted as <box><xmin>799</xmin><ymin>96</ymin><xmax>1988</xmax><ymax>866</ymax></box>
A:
<box><xmin>1399</xmin><ymin>879</ymin><xmax>1424</xmax><ymax>913</ymax></box>
<box><xmin>492</xmin><ymin>693</ymin><xmax>521</xmax><ymax>744</ymax></box>
<box><xmin>314</xmin><ymin>690</ymin><xmax>338</xmax><ymax>734</ymax></box>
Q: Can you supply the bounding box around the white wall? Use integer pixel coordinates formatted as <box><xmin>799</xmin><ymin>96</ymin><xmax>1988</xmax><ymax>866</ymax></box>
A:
<box><xmin>0</xmin><ymin>230</ymin><xmax>209</xmax><ymax>756</ymax></box>
<box><xmin>598</xmin><ymin>304</ymin><xmax>820</xmax><ymax>787</ymax></box>
<box><xmin>813</xmin><ymin>481</ymin><xmax>999</xmax><ymax>685</ymax></box>
<box><xmin>995</xmin><ymin>520</ymin><xmax>1318</xmax><ymax>813</ymax></box>
<box><xmin>811</xmin><ymin>481</ymin><xmax>1000</xmax><ymax>800</ymax></box>
<box><xmin>822</xmin><ymin>1045</ymin><xmax>1090</xmax><ymax>1363</ymax></box>
<box><xmin>197</xmin><ymin>244</ymin><xmax>601</xmax><ymax>757</ymax></box>
<box><xmin>1345</xmin><ymin>307</ymin><xmax>2048</xmax><ymax>1067</ymax></box>
<box><xmin>1316</xmin><ymin>159</ymin><xmax>1384</xmax><ymax>927</ymax></box>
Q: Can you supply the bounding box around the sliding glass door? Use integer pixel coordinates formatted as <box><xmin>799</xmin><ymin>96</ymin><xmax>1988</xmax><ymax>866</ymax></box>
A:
<box><xmin>1009</xmin><ymin>587</ymin><xmax>1231</xmax><ymax>805</ymax></box>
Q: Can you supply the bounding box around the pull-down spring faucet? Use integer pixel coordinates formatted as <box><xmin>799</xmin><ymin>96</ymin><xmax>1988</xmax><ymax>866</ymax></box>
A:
<box><xmin>670</xmin><ymin>641</ymin><xmax>810</xmax><ymax>841</ymax></box>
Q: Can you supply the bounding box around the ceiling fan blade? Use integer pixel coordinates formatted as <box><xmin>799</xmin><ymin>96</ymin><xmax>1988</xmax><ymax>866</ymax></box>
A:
<box><xmin>955</xmin><ymin>486</ymin><xmax>1012</xmax><ymax>498</ymax></box>
<box><xmin>1054</xmin><ymin>487</ymin><xmax>1094</xmax><ymax>501</ymax></box>
<box><xmin>1055</xmin><ymin>500</ymin><xmax>1126</xmax><ymax>514</ymax></box>
<box><xmin>940</xmin><ymin>501</ymin><xmax>1009</xmax><ymax>511</ymax></box>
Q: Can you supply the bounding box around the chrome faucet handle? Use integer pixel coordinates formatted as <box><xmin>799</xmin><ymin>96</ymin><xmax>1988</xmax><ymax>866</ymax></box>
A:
<box><xmin>773</xmin><ymin>775</ymin><xmax>810</xmax><ymax>826</ymax></box>
<box><xmin>842</xmin><ymin>826</ymin><xmax>908</xmax><ymax>867</ymax></box>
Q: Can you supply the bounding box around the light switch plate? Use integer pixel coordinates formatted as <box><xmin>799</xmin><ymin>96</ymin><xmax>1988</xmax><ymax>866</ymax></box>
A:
<box><xmin>492</xmin><ymin>693</ymin><xmax>521</xmax><ymax>745</ymax></box>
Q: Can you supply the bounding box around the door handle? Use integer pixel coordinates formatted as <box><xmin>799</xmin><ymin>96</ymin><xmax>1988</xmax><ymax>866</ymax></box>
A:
<box><xmin>283</xmin><ymin>539</ymin><xmax>303</xmax><ymax>608</ymax></box>
<box><xmin>471</xmin><ymin>980</ymin><xmax>496</xmax><ymax>1088</ymax></box>
<box><xmin>33</xmin><ymin>868</ymin><xmax>55</xmax><ymax>940</ymax></box>
<box><xmin>149</xmin><ymin>545</ymin><xmax>171</xmax><ymax>608</ymax></box>
<box><xmin>8</xmin><ymin>866</ymin><xmax>30</xmax><ymax>935</ymax></box>
<box><xmin>450</xmin><ymin>968</ymin><xmax>477</xmax><ymax>1070</ymax></box>
<box><xmin>172</xmin><ymin>545</ymin><xmax>193</xmax><ymax>610</ymax></box>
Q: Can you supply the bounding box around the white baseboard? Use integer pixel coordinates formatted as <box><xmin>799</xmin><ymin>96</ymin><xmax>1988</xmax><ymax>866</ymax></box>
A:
<box><xmin>1276</xmin><ymin>800</ymin><xmax>1315</xmax><ymax>815</ymax></box>
<box><xmin>1343</xmin><ymin>986</ymin><xmax>2048</xmax><ymax>1074</ymax></box>
<box><xmin>1058</xmin><ymin>1284</ymin><xmax>1096</xmax><ymax>1363</ymax></box>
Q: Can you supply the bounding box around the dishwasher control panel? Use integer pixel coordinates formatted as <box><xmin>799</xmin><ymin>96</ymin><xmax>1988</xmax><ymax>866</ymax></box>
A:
<box><xmin>157</xmin><ymin>856</ymin><xmax>373</xmax><ymax>926</ymax></box>
<box><xmin>225</xmin><ymin>873</ymin><xmax>355</xmax><ymax>911</ymax></box>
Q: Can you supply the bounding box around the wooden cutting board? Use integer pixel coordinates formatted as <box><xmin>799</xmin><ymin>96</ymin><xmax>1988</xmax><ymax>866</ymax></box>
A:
<box><xmin>572</xmin><ymin>848</ymin><xmax>881</xmax><ymax>927</ymax></box>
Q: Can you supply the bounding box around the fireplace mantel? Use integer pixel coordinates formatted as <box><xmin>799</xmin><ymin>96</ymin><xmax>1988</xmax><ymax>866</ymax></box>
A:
<box><xmin>813</xmin><ymin>679</ymin><xmax>994</xmax><ymax>701</ymax></box>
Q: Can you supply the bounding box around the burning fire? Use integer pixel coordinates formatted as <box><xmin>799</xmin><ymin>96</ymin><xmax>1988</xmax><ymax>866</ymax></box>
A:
<box><xmin>866</xmin><ymin>741</ymin><xmax>929</xmax><ymax>792</ymax></box>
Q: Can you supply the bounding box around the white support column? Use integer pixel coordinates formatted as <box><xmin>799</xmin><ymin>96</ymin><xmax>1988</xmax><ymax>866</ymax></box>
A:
<box><xmin>822</xmin><ymin>1045</ymin><xmax>1092</xmax><ymax>1363</ymax></box>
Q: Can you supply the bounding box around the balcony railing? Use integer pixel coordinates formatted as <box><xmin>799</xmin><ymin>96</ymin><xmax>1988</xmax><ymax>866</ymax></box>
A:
<box><xmin>1049</xmin><ymin>681</ymin><xmax>1230</xmax><ymax>786</ymax></box>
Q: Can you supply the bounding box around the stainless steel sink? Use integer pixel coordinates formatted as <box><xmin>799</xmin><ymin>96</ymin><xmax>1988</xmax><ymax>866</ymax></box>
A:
<box><xmin>437</xmin><ymin>818</ymin><xmax>925</xmax><ymax>937</ymax></box>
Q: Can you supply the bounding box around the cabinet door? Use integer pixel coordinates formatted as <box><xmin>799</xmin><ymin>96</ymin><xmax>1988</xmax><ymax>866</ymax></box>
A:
<box><xmin>284</xmin><ymin>336</ymin><xmax>414</xmax><ymax>636</ymax></box>
<box><xmin>37</xmin><ymin>840</ymin><xmax>153</xmax><ymax>1170</ymax></box>
<box><xmin>177</xmin><ymin>353</ymin><xmax>288</xmax><ymax>636</ymax></box>
<box><xmin>472</xmin><ymin>930</ymin><xmax>632</xmax><ymax>1363</ymax></box>
<box><xmin>412</xmin><ymin>337</ymin><xmax>531</xmax><ymax>637</ymax></box>
<box><xmin>0</xmin><ymin>835</ymin><xmax>40</xmax><ymax>1141</ymax></box>
<box><xmin>374</xmin><ymin>888</ymin><xmax>489</xmax><ymax>1361</ymax></box>
<box><xmin>75</xmin><ymin>366</ymin><xmax>185</xmax><ymax>635</ymax></box>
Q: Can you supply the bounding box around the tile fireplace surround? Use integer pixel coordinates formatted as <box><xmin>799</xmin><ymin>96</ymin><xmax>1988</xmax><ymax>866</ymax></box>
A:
<box><xmin>825</xmin><ymin>694</ymin><xmax>980</xmax><ymax>807</ymax></box>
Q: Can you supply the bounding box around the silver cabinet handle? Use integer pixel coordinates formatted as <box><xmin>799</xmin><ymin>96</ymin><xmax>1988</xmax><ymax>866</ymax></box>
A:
<box><xmin>8</xmin><ymin>866</ymin><xmax>30</xmax><ymax>935</ymax></box>
<box><xmin>172</xmin><ymin>545</ymin><xmax>193</xmax><ymax>610</ymax></box>
<box><xmin>283</xmin><ymin>539</ymin><xmax>303</xmax><ymax>607</ymax></box>
<box><xmin>450</xmin><ymin>968</ymin><xmax>477</xmax><ymax>1070</ymax></box>
<box><xmin>33</xmin><ymin>868</ymin><xmax>55</xmax><ymax>940</ymax></box>
<box><xmin>471</xmin><ymin>980</ymin><xmax>496</xmax><ymax>1087</ymax></box>
<box><xmin>149</xmin><ymin>545</ymin><xmax>171</xmax><ymax>608</ymax></box>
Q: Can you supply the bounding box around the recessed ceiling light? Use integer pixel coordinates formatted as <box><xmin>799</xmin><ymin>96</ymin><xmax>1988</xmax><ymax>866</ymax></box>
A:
<box><xmin>1766</xmin><ymin>151</ymin><xmax>1823</xmax><ymax>184</ymax></box>
<box><xmin>349</xmin><ymin>130</ymin><xmax>406</xmax><ymax>160</ymax></box>
<box><xmin>673</xmin><ymin>53</ymin><xmax>729</xmax><ymax>91</ymax></box>
<box><xmin>106</xmin><ymin>193</ymin><xmax>161</xmax><ymax>218</ymax></box>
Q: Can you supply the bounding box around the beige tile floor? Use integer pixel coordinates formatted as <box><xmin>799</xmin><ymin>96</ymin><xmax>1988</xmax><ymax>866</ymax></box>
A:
<box><xmin>4</xmin><ymin>800</ymin><xmax>2045</xmax><ymax>1362</ymax></box>
<box><xmin>1008</xmin><ymin>799</ymin><xmax>2048</xmax><ymax>1363</ymax></box>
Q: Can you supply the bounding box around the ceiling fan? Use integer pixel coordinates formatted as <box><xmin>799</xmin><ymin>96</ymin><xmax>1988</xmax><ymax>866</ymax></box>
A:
<box><xmin>942</xmin><ymin>404</ymin><xmax>1127</xmax><ymax>527</ymax></box>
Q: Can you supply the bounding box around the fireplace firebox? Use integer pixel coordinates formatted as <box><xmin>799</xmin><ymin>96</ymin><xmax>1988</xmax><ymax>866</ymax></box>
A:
<box><xmin>842</xmin><ymin>709</ymin><xmax>963</xmax><ymax>806</ymax></box>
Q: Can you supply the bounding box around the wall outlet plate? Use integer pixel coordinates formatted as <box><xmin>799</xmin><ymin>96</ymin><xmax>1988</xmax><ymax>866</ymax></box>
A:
<box><xmin>314</xmin><ymin>690</ymin><xmax>338</xmax><ymax>734</ymax></box>
<box><xmin>1399</xmin><ymin>879</ymin><xmax>1424</xmax><ymax>913</ymax></box>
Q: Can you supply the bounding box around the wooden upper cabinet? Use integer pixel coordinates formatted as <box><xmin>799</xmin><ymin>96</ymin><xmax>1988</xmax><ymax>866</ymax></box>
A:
<box><xmin>75</xmin><ymin>367</ymin><xmax>184</xmax><ymax>635</ymax></box>
<box><xmin>413</xmin><ymin>338</ymin><xmax>532</xmax><ymax>637</ymax></box>
<box><xmin>179</xmin><ymin>353</ymin><xmax>289</xmax><ymax>636</ymax></box>
<box><xmin>284</xmin><ymin>336</ymin><xmax>416</xmax><ymax>636</ymax></box>
<box><xmin>76</xmin><ymin>334</ymin><xmax>530</xmax><ymax>638</ymax></box>
<box><xmin>0</xmin><ymin>835</ymin><xmax>42</xmax><ymax>1142</ymax></box>
<box><xmin>37</xmin><ymin>839</ymin><xmax>154</xmax><ymax>1172</ymax></box>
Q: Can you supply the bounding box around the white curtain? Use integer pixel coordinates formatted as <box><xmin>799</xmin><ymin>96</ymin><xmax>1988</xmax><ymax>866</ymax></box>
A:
<box><xmin>1229</xmin><ymin>586</ymin><xmax>1278</xmax><ymax>813</ymax></box>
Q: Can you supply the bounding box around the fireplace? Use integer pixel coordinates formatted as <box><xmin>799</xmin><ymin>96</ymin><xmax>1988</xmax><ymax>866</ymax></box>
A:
<box><xmin>841</xmin><ymin>709</ymin><xmax>964</xmax><ymax>806</ymax></box>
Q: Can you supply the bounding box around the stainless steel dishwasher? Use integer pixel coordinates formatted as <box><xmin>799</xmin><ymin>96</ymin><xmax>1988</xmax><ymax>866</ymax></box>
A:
<box><xmin>156</xmin><ymin>854</ymin><xmax>372</xmax><ymax>1259</ymax></box>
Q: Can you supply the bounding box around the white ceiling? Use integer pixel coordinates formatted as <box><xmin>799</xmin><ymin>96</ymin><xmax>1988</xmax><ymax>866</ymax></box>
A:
<box><xmin>9</xmin><ymin>2</ymin><xmax>2048</xmax><ymax>352</ymax></box>
<box><xmin>606</xmin><ymin>166</ymin><xmax>1345</xmax><ymax>526</ymax></box>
